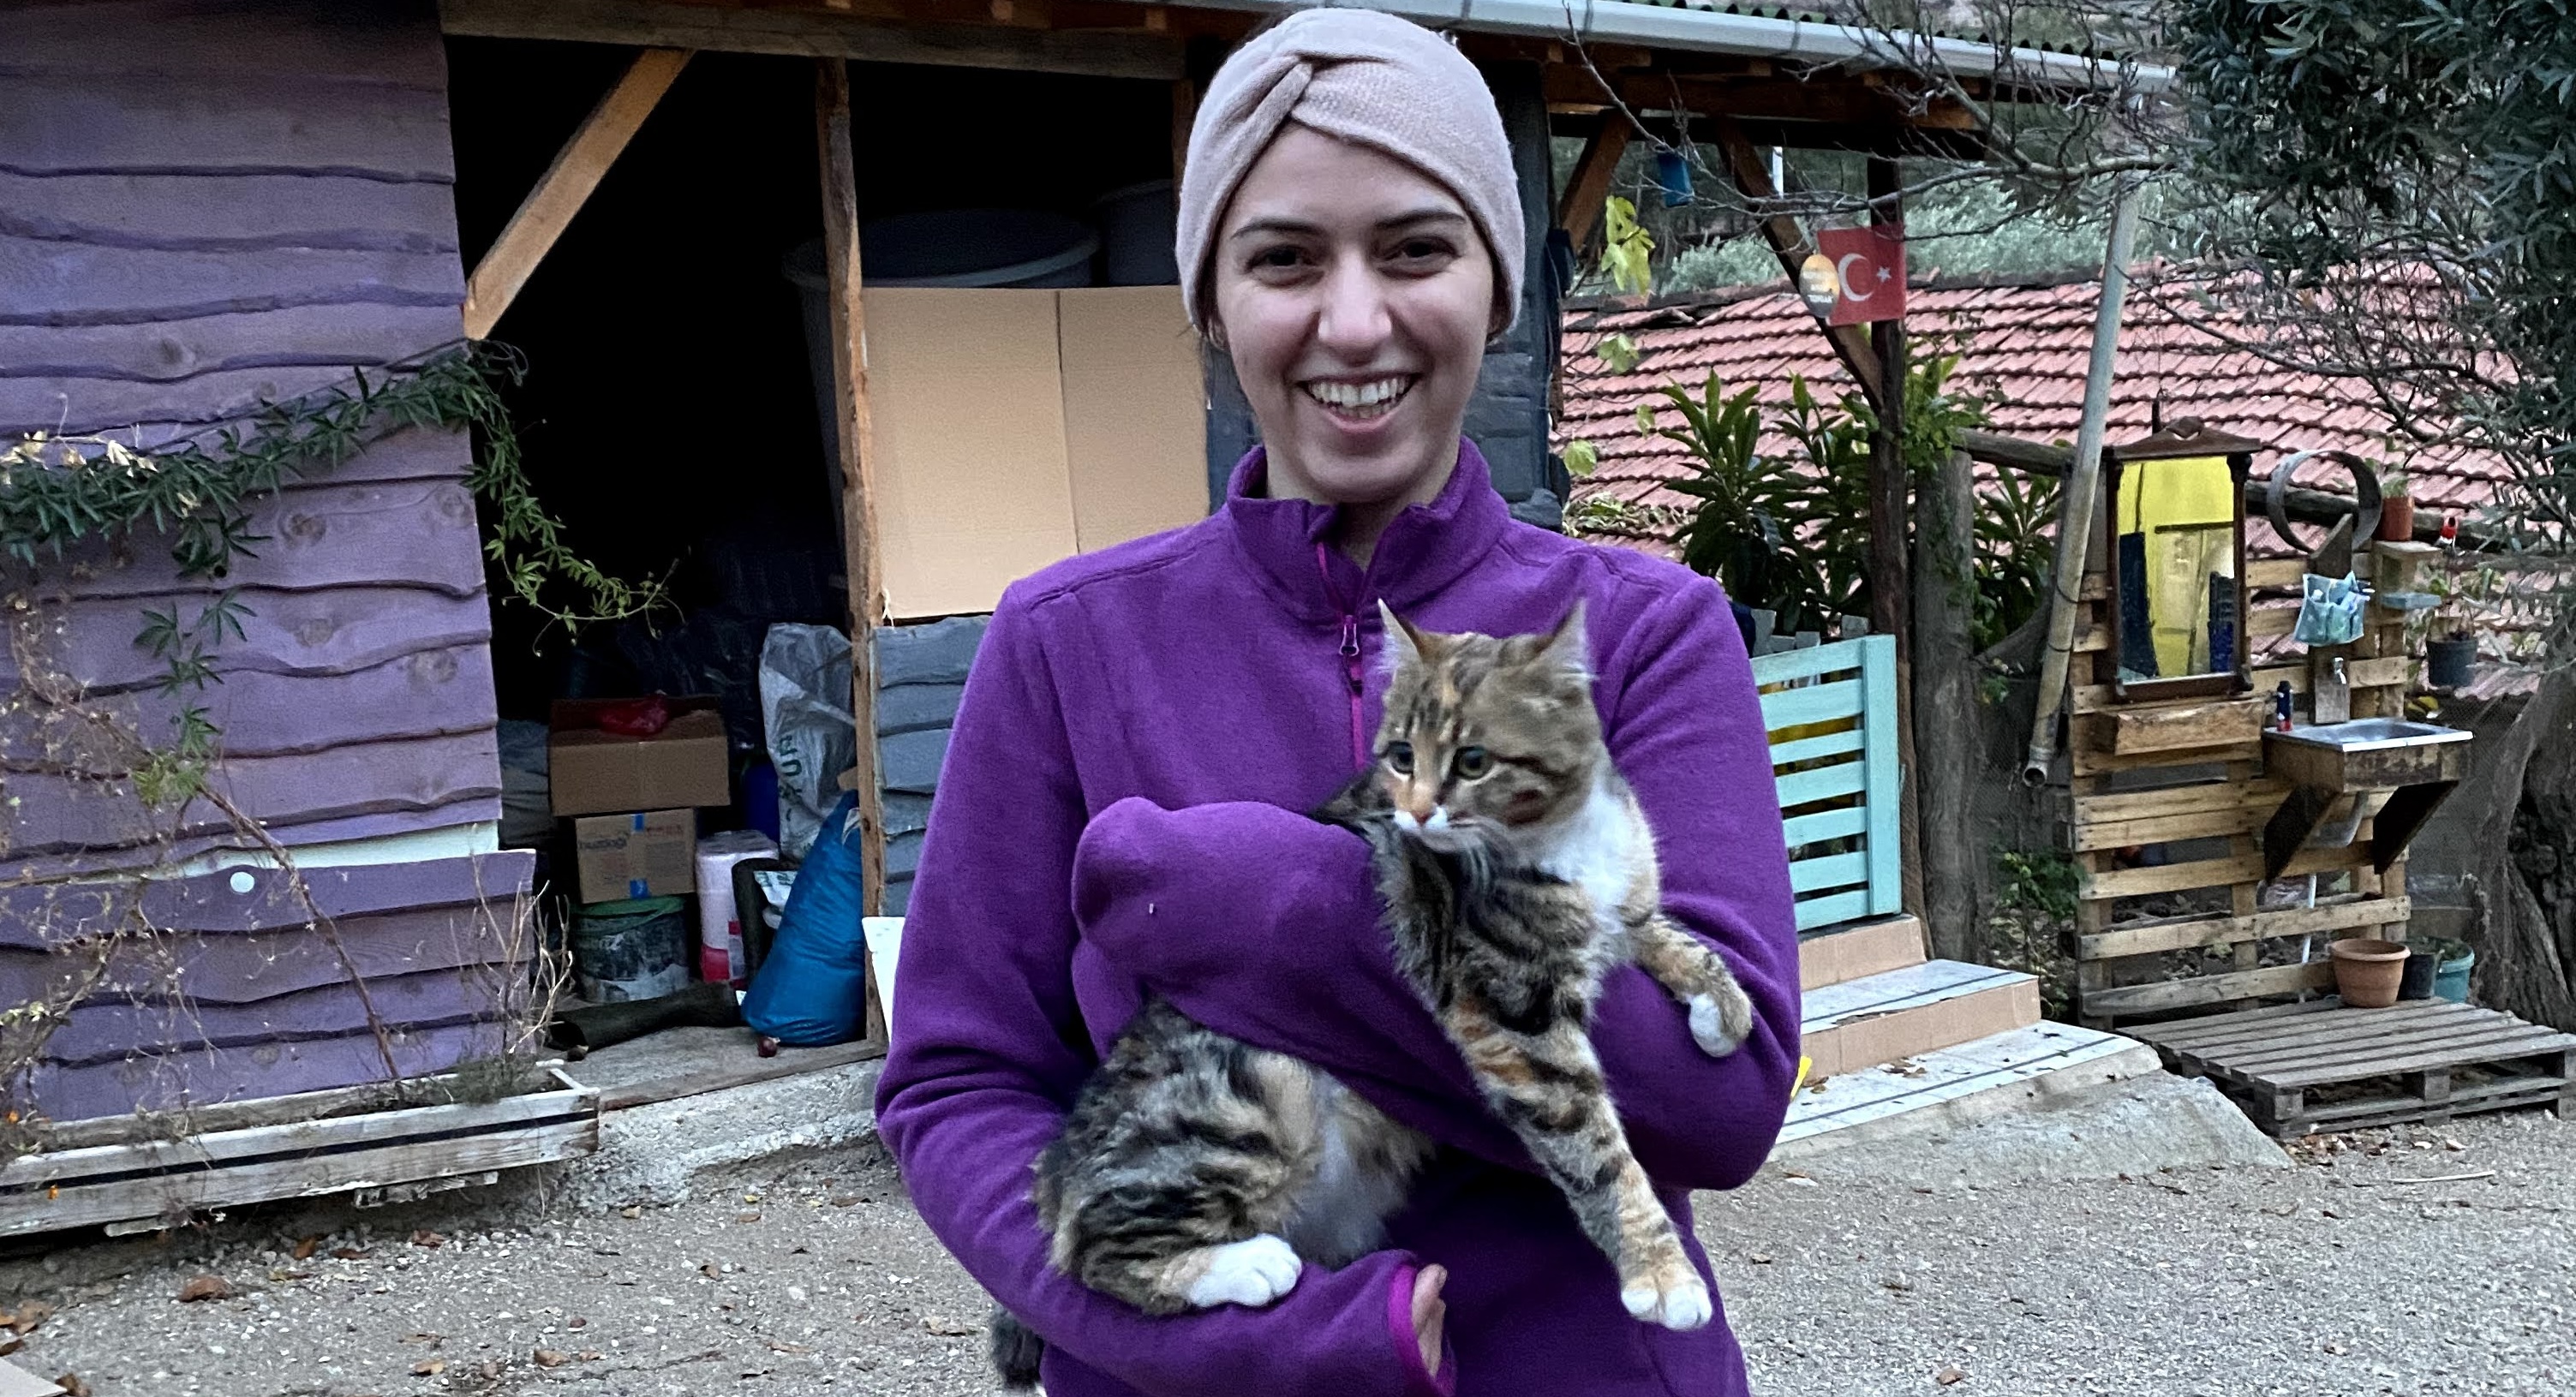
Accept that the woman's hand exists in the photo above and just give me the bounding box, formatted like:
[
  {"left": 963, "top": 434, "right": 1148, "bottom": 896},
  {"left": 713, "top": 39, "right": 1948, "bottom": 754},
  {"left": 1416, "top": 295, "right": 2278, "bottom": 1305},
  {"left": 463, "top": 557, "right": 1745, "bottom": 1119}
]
[{"left": 1411, "top": 1263, "right": 1447, "bottom": 1376}]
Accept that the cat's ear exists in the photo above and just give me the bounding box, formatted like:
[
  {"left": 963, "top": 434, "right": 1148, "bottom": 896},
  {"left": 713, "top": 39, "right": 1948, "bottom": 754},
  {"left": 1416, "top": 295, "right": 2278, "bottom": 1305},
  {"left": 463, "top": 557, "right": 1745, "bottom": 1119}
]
[
  {"left": 1539, "top": 600, "right": 1593, "bottom": 683},
  {"left": 1378, "top": 600, "right": 1434, "bottom": 673}
]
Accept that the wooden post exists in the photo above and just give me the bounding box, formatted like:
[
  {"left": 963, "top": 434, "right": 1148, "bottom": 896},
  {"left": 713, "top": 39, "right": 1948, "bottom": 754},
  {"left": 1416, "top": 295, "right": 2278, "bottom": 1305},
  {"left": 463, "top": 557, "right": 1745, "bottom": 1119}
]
[
  {"left": 1912, "top": 451, "right": 1984, "bottom": 962},
  {"left": 462, "top": 48, "right": 691, "bottom": 340},
  {"left": 1555, "top": 111, "right": 1633, "bottom": 253},
  {"left": 1867, "top": 155, "right": 1909, "bottom": 646},
  {"left": 815, "top": 58, "right": 888, "bottom": 933},
  {"left": 1866, "top": 155, "right": 1922, "bottom": 918},
  {"left": 1171, "top": 76, "right": 1198, "bottom": 183}
]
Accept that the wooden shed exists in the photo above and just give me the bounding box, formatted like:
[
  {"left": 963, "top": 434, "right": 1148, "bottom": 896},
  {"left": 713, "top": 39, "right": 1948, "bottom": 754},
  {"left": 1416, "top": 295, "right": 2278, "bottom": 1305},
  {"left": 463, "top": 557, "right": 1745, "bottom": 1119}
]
[{"left": 0, "top": 0, "right": 2116, "bottom": 1125}]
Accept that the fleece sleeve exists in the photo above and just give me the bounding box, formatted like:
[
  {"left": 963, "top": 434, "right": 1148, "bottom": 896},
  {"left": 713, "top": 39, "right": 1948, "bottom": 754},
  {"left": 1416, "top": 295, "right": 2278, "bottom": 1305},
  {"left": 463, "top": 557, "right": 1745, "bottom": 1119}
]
[
  {"left": 1073, "top": 577, "right": 1801, "bottom": 1189},
  {"left": 870, "top": 588, "right": 1445, "bottom": 1397}
]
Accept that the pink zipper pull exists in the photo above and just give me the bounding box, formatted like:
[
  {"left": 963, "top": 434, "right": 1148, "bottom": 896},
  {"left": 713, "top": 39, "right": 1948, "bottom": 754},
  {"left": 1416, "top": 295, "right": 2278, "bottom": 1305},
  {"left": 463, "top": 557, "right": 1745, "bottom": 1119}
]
[
  {"left": 1316, "top": 542, "right": 1370, "bottom": 768},
  {"left": 1340, "top": 613, "right": 1366, "bottom": 766}
]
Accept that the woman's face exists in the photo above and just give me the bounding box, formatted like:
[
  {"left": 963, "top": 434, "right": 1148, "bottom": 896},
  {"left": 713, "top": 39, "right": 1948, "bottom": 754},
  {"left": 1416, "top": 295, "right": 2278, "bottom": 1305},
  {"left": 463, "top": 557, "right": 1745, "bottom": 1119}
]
[{"left": 1210, "top": 124, "right": 1500, "bottom": 517}]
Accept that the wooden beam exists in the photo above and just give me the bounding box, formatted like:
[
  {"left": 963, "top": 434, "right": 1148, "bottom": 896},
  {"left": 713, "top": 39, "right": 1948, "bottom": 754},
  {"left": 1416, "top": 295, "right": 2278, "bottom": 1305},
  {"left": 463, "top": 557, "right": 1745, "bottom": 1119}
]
[
  {"left": 1711, "top": 116, "right": 1886, "bottom": 409},
  {"left": 1555, "top": 111, "right": 1633, "bottom": 251},
  {"left": 439, "top": 0, "right": 1186, "bottom": 80},
  {"left": 815, "top": 59, "right": 889, "bottom": 934},
  {"left": 1957, "top": 429, "right": 2515, "bottom": 551},
  {"left": 462, "top": 47, "right": 690, "bottom": 341},
  {"left": 1171, "top": 76, "right": 1198, "bottom": 185}
]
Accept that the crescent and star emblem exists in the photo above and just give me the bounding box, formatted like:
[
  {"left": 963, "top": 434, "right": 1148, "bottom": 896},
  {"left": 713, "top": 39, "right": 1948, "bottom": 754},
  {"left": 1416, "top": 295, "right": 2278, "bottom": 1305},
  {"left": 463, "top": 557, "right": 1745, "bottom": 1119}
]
[{"left": 1837, "top": 253, "right": 1875, "bottom": 302}]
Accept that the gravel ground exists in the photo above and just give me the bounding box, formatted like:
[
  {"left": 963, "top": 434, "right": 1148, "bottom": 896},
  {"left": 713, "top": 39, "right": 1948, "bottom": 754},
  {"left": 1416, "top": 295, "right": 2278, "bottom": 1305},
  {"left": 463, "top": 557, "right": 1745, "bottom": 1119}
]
[{"left": 4, "top": 1108, "right": 2572, "bottom": 1396}]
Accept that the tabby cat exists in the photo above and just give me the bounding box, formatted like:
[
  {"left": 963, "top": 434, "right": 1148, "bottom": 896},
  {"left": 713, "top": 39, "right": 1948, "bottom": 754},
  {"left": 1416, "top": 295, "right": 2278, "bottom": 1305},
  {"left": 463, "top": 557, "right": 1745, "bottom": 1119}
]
[{"left": 990, "top": 602, "right": 1756, "bottom": 1388}]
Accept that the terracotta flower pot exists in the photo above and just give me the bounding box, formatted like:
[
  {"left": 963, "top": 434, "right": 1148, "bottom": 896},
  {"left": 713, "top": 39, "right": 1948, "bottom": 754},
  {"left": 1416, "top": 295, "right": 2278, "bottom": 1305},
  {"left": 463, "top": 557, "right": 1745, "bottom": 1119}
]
[
  {"left": 2330, "top": 938, "right": 2411, "bottom": 1008},
  {"left": 2379, "top": 495, "right": 2416, "bottom": 542}
]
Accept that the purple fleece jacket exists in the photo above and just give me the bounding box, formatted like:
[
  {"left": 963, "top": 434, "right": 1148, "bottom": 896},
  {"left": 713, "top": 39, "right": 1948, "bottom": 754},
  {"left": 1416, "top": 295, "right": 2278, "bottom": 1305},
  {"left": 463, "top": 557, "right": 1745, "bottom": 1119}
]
[{"left": 873, "top": 441, "right": 1800, "bottom": 1397}]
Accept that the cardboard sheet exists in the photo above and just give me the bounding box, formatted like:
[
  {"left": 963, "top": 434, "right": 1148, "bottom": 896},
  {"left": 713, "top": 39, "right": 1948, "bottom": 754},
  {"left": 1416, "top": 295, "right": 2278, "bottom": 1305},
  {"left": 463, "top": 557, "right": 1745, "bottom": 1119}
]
[
  {"left": 860, "top": 286, "right": 1210, "bottom": 619},
  {"left": 863, "top": 288, "right": 1078, "bottom": 620},
  {"left": 1058, "top": 287, "right": 1210, "bottom": 552}
]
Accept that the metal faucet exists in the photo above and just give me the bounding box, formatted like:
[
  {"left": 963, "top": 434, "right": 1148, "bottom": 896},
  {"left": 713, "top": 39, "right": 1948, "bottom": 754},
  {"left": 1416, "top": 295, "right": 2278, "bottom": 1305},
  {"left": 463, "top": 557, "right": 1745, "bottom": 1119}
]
[{"left": 2313, "top": 650, "right": 2353, "bottom": 724}]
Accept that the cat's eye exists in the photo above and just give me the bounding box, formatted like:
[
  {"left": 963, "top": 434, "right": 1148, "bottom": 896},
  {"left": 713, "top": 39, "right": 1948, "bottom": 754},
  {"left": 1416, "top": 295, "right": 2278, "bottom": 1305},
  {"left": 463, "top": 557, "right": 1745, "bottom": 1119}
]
[
  {"left": 1452, "top": 746, "right": 1492, "bottom": 779},
  {"left": 1387, "top": 742, "right": 1414, "bottom": 775}
]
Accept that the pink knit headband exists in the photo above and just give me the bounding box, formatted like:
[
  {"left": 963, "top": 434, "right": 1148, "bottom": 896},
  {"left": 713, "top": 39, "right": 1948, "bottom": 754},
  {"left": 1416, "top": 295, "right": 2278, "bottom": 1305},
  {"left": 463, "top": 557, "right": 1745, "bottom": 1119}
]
[{"left": 1175, "top": 8, "right": 1525, "bottom": 334}]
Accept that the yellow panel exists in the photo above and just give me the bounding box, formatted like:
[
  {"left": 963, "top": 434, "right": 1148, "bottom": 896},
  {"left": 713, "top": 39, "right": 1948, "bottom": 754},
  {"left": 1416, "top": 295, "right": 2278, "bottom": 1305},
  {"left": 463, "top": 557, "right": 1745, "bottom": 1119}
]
[{"left": 2113, "top": 456, "right": 2237, "bottom": 678}]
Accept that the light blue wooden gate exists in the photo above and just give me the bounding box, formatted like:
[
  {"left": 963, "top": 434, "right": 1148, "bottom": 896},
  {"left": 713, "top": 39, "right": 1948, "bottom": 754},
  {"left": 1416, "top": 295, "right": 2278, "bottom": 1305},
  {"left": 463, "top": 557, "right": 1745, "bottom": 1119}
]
[{"left": 1749, "top": 635, "right": 1903, "bottom": 931}]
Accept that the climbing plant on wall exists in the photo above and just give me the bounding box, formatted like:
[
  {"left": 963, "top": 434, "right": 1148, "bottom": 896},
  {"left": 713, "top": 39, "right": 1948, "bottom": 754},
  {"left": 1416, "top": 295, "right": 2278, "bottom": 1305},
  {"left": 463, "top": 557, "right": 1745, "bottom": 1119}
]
[{"left": 0, "top": 341, "right": 663, "bottom": 805}]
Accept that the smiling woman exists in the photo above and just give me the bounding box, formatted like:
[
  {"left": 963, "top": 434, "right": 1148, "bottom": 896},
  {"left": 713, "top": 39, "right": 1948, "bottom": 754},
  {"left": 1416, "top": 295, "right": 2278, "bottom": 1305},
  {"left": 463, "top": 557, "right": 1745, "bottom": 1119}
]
[
  {"left": 1211, "top": 128, "right": 1502, "bottom": 560},
  {"left": 872, "top": 10, "right": 1801, "bottom": 1397}
]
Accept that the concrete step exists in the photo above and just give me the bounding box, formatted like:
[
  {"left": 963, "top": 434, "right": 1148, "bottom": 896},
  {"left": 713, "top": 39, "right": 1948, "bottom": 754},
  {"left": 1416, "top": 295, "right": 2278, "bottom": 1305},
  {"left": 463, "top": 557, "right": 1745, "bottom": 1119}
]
[
  {"left": 1796, "top": 914, "right": 1925, "bottom": 991},
  {"left": 1774, "top": 1020, "right": 2162, "bottom": 1161},
  {"left": 1801, "top": 958, "right": 2041, "bottom": 1078}
]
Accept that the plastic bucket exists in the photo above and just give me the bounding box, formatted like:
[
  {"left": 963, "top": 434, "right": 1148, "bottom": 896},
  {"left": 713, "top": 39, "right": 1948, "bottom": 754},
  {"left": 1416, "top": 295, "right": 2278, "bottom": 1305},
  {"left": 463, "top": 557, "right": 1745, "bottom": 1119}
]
[
  {"left": 571, "top": 896, "right": 693, "bottom": 1003},
  {"left": 2399, "top": 947, "right": 2440, "bottom": 1000},
  {"left": 2436, "top": 944, "right": 2476, "bottom": 1003},
  {"left": 1090, "top": 179, "right": 1179, "bottom": 285}
]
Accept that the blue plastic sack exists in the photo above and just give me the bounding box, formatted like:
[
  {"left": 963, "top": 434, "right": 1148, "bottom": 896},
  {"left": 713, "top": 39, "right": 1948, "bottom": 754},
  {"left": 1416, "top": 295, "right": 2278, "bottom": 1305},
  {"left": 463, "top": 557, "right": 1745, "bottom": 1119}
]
[{"left": 743, "top": 790, "right": 871, "bottom": 1045}]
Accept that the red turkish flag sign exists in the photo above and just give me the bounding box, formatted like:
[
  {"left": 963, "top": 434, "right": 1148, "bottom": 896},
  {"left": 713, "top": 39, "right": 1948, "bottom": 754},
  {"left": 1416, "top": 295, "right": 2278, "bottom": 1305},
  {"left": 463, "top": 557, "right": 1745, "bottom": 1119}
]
[{"left": 1818, "top": 225, "right": 1907, "bottom": 325}]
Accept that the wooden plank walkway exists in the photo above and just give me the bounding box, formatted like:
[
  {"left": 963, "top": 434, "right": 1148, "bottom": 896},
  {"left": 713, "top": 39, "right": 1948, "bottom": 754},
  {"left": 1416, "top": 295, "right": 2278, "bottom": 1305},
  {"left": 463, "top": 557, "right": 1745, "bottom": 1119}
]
[
  {"left": 1774, "top": 1021, "right": 2161, "bottom": 1158},
  {"left": 2131, "top": 1000, "right": 2576, "bottom": 1137}
]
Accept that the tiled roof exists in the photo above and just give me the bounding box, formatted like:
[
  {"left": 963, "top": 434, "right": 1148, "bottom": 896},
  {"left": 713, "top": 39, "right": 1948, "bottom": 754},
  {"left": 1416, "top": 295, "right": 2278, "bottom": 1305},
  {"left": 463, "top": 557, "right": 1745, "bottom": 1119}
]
[
  {"left": 1558, "top": 270, "right": 2511, "bottom": 534},
  {"left": 1558, "top": 270, "right": 2546, "bottom": 692}
]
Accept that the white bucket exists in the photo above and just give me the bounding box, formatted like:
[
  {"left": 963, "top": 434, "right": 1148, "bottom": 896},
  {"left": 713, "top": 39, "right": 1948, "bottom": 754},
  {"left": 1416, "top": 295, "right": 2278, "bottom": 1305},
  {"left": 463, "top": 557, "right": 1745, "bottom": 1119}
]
[{"left": 696, "top": 828, "right": 778, "bottom": 986}]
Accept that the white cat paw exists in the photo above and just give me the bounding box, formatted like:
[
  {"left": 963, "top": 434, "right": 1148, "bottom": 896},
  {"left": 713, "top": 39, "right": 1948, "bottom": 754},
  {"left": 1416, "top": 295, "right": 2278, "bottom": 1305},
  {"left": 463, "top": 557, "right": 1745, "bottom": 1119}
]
[
  {"left": 1621, "top": 1273, "right": 1714, "bottom": 1331},
  {"left": 1688, "top": 992, "right": 1749, "bottom": 1058},
  {"left": 1186, "top": 1234, "right": 1304, "bottom": 1310}
]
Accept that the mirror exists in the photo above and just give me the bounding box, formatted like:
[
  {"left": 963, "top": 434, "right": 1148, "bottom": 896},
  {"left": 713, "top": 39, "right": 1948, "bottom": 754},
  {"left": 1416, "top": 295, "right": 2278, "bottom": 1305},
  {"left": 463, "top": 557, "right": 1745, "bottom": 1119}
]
[{"left": 2102, "top": 424, "right": 2257, "bottom": 701}]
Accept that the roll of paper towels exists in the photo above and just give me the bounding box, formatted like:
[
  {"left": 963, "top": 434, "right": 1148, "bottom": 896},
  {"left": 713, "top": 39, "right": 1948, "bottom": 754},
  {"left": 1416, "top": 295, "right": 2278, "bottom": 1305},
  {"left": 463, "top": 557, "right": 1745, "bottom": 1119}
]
[{"left": 696, "top": 828, "right": 778, "bottom": 986}]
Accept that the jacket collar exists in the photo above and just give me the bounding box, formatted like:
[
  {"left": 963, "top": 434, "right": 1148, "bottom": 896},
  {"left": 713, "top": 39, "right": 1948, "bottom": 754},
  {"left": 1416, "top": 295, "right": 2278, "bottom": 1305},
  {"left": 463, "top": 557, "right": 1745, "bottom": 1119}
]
[{"left": 1220, "top": 439, "right": 1511, "bottom": 621}]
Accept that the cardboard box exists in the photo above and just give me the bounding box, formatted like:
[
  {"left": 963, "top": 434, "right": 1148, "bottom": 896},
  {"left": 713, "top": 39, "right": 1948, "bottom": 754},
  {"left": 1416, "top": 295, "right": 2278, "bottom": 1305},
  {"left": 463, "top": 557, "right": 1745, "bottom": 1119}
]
[
  {"left": 864, "top": 285, "right": 1209, "bottom": 619},
  {"left": 548, "top": 697, "right": 730, "bottom": 816},
  {"left": 571, "top": 809, "right": 697, "bottom": 904}
]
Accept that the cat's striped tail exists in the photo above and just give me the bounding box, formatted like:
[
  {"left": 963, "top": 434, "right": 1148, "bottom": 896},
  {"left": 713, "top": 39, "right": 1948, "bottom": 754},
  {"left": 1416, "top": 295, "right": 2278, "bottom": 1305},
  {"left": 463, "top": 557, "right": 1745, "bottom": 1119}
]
[{"left": 989, "top": 1306, "right": 1046, "bottom": 1390}]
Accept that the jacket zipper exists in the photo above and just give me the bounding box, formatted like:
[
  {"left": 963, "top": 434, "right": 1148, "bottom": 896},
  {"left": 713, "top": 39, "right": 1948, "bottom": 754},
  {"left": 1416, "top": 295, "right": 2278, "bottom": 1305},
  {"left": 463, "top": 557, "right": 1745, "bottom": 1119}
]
[{"left": 1316, "top": 543, "right": 1367, "bottom": 769}]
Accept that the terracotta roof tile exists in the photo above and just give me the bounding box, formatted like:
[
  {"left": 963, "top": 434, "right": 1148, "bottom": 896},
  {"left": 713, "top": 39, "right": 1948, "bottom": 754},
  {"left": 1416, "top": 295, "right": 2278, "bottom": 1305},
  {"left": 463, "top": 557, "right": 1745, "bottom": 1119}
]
[{"left": 1559, "top": 274, "right": 2511, "bottom": 558}]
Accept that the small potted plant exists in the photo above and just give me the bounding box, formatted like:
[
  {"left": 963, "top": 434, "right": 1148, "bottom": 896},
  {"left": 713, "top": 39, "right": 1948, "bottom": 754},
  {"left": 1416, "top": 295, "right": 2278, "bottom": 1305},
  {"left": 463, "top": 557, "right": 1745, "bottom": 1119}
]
[
  {"left": 2424, "top": 564, "right": 2492, "bottom": 690},
  {"left": 2376, "top": 467, "right": 2414, "bottom": 541}
]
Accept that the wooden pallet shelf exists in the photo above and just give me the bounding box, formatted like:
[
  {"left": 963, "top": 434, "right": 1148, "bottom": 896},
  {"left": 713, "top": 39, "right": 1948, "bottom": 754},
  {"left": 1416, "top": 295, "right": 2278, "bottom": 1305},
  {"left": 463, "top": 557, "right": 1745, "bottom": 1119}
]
[
  {"left": 2064, "top": 477, "right": 2418, "bottom": 1029},
  {"left": 0, "top": 1062, "right": 601, "bottom": 1238},
  {"left": 2131, "top": 1000, "right": 2576, "bottom": 1137}
]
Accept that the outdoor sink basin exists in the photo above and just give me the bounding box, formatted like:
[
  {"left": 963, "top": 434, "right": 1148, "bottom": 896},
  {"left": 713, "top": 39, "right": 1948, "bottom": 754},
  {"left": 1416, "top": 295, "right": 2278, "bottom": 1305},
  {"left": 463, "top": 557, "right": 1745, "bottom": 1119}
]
[
  {"left": 2260, "top": 719, "right": 2474, "bottom": 878},
  {"left": 2263, "top": 719, "right": 2472, "bottom": 792}
]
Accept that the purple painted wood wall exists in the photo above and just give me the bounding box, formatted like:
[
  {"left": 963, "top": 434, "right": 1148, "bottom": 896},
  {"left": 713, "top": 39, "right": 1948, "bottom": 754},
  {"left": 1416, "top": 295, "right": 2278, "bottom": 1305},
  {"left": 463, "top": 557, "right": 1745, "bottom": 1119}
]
[{"left": 0, "top": 1, "right": 529, "bottom": 1119}]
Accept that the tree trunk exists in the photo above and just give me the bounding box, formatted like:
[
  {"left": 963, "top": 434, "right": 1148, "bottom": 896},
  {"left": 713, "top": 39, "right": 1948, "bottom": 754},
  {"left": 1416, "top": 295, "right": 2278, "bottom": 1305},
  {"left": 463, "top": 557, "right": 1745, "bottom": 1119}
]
[
  {"left": 1913, "top": 450, "right": 1987, "bottom": 964},
  {"left": 2461, "top": 661, "right": 2576, "bottom": 1030}
]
